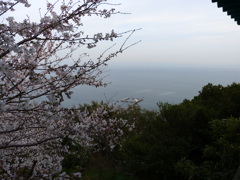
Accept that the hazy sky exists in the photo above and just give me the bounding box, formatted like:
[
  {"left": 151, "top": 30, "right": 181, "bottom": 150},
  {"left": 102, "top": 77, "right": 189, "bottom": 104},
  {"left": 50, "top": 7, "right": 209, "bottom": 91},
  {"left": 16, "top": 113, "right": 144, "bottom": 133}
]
[
  {"left": 8, "top": 0, "right": 240, "bottom": 67},
  {"left": 110, "top": 0, "right": 240, "bottom": 67}
]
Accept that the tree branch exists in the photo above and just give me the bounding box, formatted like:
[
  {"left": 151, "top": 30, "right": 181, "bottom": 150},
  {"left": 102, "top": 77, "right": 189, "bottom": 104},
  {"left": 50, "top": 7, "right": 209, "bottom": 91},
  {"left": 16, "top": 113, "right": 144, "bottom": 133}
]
[{"left": 0, "top": 136, "right": 62, "bottom": 149}]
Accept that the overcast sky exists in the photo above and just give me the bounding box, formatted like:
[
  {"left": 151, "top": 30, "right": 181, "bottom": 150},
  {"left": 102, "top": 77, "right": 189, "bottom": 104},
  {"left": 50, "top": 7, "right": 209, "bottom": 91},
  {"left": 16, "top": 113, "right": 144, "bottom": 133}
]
[
  {"left": 9, "top": 0, "right": 240, "bottom": 67},
  {"left": 110, "top": 0, "right": 240, "bottom": 67}
]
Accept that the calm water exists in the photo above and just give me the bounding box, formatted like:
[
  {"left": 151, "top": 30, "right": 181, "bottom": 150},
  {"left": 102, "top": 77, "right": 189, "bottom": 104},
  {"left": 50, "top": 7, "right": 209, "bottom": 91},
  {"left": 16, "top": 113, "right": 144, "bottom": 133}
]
[{"left": 62, "top": 65, "right": 240, "bottom": 110}]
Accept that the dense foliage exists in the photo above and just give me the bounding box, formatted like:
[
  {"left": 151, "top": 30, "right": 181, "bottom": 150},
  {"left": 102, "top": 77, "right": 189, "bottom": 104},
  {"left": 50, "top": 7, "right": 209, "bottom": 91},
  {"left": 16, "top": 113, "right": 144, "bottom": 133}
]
[
  {"left": 119, "top": 82, "right": 240, "bottom": 180},
  {"left": 74, "top": 83, "right": 240, "bottom": 180}
]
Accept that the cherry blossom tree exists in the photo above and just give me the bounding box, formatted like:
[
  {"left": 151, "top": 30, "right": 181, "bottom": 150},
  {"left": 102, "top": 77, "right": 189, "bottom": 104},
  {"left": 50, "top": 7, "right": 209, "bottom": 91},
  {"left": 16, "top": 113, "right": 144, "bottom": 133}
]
[{"left": 0, "top": 0, "right": 139, "bottom": 179}]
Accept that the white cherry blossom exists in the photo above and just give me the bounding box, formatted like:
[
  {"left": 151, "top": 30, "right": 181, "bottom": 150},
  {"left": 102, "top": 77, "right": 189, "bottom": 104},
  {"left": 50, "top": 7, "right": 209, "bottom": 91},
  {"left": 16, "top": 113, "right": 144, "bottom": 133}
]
[{"left": 0, "top": 0, "right": 140, "bottom": 179}]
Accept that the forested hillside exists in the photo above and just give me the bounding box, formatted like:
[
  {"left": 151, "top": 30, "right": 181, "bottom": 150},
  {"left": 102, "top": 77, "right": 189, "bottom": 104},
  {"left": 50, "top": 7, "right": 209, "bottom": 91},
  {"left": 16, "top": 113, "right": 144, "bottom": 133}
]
[{"left": 66, "top": 82, "right": 240, "bottom": 180}]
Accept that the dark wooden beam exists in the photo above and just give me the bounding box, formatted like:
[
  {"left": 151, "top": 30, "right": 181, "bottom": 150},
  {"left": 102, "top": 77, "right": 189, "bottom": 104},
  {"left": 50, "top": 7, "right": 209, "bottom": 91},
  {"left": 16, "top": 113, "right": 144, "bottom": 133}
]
[
  {"left": 227, "top": 11, "right": 240, "bottom": 16},
  {"left": 230, "top": 14, "right": 240, "bottom": 19},
  {"left": 212, "top": 0, "right": 237, "bottom": 3},
  {"left": 212, "top": 0, "right": 240, "bottom": 25},
  {"left": 222, "top": 4, "right": 240, "bottom": 12}
]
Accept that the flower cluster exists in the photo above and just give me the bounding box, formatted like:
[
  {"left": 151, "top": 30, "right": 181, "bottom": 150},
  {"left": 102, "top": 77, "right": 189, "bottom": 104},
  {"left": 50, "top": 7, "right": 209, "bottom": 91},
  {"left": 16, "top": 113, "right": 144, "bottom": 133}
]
[
  {"left": 0, "top": 0, "right": 139, "bottom": 179},
  {"left": 76, "top": 104, "right": 135, "bottom": 151},
  {"left": 0, "top": 103, "right": 134, "bottom": 179}
]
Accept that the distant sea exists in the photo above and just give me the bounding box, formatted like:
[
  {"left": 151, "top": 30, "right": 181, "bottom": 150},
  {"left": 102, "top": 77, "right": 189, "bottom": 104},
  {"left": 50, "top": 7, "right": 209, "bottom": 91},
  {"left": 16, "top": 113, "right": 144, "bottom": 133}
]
[{"left": 62, "top": 64, "right": 240, "bottom": 110}]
